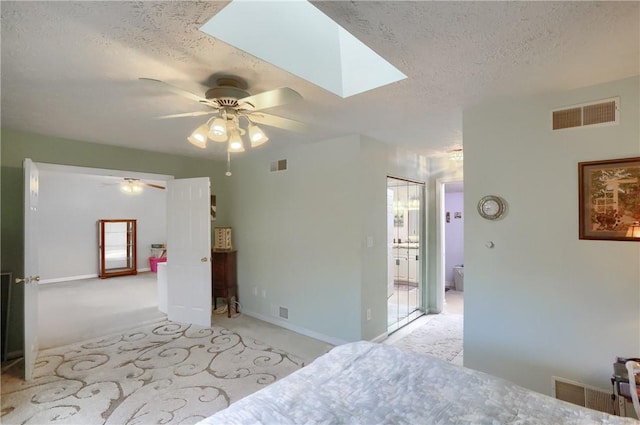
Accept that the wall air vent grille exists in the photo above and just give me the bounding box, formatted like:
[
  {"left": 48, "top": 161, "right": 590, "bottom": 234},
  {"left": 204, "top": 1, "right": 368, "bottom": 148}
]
[
  {"left": 279, "top": 306, "right": 289, "bottom": 319},
  {"left": 553, "top": 107, "right": 582, "bottom": 130},
  {"left": 583, "top": 100, "right": 617, "bottom": 126},
  {"left": 270, "top": 159, "right": 287, "bottom": 172},
  {"left": 552, "top": 376, "right": 615, "bottom": 415},
  {"left": 551, "top": 97, "right": 619, "bottom": 130}
]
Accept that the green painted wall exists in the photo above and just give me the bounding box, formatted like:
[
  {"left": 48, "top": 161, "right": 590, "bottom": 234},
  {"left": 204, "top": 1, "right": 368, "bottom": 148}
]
[
  {"left": 228, "top": 136, "right": 363, "bottom": 342},
  {"left": 227, "top": 134, "right": 428, "bottom": 343},
  {"left": 1, "top": 128, "right": 227, "bottom": 355},
  {"left": 463, "top": 76, "right": 640, "bottom": 394}
]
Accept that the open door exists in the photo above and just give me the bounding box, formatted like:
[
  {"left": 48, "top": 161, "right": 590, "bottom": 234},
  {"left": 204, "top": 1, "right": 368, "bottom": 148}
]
[
  {"left": 22, "top": 158, "right": 40, "bottom": 380},
  {"left": 166, "top": 178, "right": 212, "bottom": 327}
]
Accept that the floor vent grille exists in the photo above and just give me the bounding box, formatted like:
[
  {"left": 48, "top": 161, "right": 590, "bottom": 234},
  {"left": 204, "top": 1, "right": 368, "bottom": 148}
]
[
  {"left": 552, "top": 376, "right": 615, "bottom": 414},
  {"left": 552, "top": 97, "right": 619, "bottom": 130}
]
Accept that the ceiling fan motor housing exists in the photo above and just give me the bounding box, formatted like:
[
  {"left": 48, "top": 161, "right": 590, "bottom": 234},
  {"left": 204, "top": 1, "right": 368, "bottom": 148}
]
[{"left": 205, "top": 78, "right": 252, "bottom": 109}]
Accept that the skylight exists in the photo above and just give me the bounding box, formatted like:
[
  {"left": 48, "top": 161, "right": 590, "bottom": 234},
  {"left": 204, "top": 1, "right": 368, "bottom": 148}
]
[{"left": 199, "top": 0, "right": 407, "bottom": 98}]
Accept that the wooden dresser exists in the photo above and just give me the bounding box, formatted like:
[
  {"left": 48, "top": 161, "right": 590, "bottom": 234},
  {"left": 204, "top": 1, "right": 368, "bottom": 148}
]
[{"left": 211, "top": 250, "right": 238, "bottom": 318}]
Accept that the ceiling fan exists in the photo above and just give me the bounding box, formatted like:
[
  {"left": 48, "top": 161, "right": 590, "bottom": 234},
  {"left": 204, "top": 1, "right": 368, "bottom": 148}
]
[
  {"left": 140, "top": 76, "right": 309, "bottom": 152},
  {"left": 118, "top": 178, "right": 165, "bottom": 194}
]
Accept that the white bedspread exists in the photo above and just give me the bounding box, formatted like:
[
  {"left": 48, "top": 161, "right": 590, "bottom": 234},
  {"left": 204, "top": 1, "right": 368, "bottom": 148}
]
[{"left": 197, "top": 341, "right": 638, "bottom": 425}]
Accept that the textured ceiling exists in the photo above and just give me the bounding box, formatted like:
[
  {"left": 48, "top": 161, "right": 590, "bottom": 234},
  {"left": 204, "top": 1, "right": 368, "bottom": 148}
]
[{"left": 1, "top": 1, "right": 638, "bottom": 160}]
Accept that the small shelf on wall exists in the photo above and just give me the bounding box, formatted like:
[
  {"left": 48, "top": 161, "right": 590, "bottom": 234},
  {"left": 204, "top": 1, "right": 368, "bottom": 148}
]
[{"left": 98, "top": 219, "right": 137, "bottom": 278}]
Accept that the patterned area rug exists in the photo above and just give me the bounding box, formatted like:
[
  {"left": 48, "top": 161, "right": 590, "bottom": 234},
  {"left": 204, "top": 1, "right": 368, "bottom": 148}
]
[
  {"left": 1, "top": 320, "right": 304, "bottom": 424},
  {"left": 390, "top": 314, "right": 463, "bottom": 362}
]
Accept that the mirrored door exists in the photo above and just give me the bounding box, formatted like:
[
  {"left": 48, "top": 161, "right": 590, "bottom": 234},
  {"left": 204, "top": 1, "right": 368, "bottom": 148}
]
[
  {"left": 387, "top": 177, "right": 424, "bottom": 333},
  {"left": 98, "top": 219, "right": 137, "bottom": 278}
]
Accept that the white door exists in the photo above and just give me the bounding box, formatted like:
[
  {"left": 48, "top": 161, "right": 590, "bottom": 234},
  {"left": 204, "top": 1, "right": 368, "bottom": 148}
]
[
  {"left": 23, "top": 158, "right": 40, "bottom": 381},
  {"left": 166, "top": 178, "right": 212, "bottom": 327}
]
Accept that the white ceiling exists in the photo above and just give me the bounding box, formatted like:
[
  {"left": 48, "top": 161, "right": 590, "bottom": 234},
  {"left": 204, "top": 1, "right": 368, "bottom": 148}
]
[{"left": 2, "top": 1, "right": 638, "bottom": 160}]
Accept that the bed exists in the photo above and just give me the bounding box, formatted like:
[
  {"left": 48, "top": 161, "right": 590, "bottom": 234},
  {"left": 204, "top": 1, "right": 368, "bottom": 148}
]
[{"left": 197, "top": 341, "right": 638, "bottom": 424}]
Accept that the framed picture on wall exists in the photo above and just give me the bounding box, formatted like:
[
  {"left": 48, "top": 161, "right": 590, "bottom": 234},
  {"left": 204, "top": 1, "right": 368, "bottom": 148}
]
[
  {"left": 210, "top": 195, "right": 217, "bottom": 221},
  {"left": 578, "top": 156, "right": 640, "bottom": 241}
]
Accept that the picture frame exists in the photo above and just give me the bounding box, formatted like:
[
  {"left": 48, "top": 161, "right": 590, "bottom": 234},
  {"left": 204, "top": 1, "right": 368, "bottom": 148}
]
[
  {"left": 210, "top": 195, "right": 217, "bottom": 221},
  {"left": 578, "top": 156, "right": 640, "bottom": 241}
]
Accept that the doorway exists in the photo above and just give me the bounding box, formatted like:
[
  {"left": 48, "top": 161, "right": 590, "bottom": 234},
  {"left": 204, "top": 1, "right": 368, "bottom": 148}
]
[
  {"left": 387, "top": 176, "right": 425, "bottom": 334},
  {"left": 436, "top": 179, "right": 464, "bottom": 314},
  {"left": 34, "top": 163, "right": 171, "bottom": 349}
]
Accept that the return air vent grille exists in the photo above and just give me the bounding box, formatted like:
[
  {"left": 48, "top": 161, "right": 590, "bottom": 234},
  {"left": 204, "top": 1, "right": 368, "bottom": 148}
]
[
  {"left": 552, "top": 97, "right": 619, "bottom": 130},
  {"left": 552, "top": 376, "right": 615, "bottom": 415},
  {"left": 279, "top": 306, "right": 289, "bottom": 319},
  {"left": 270, "top": 159, "right": 287, "bottom": 172},
  {"left": 553, "top": 108, "right": 582, "bottom": 130},
  {"left": 583, "top": 100, "right": 616, "bottom": 126}
]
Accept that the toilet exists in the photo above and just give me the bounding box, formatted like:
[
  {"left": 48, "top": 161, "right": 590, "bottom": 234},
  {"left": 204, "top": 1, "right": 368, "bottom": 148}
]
[{"left": 453, "top": 266, "right": 464, "bottom": 291}]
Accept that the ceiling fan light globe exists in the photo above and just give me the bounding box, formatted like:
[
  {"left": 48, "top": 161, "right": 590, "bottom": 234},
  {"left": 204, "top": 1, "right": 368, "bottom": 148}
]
[
  {"left": 210, "top": 133, "right": 228, "bottom": 143},
  {"left": 249, "top": 124, "right": 269, "bottom": 147},
  {"left": 227, "top": 131, "right": 245, "bottom": 152},
  {"left": 228, "top": 142, "right": 245, "bottom": 153},
  {"left": 188, "top": 124, "right": 209, "bottom": 149},
  {"left": 208, "top": 117, "right": 228, "bottom": 142}
]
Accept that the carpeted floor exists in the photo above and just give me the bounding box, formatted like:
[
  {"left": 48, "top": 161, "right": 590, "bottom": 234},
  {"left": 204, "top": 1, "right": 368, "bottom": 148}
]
[
  {"left": 1, "top": 320, "right": 305, "bottom": 425},
  {"left": 388, "top": 313, "right": 463, "bottom": 364}
]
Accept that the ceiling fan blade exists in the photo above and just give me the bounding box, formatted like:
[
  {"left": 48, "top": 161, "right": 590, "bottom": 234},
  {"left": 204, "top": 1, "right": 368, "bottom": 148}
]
[
  {"left": 142, "top": 182, "right": 166, "bottom": 190},
  {"left": 249, "top": 112, "right": 310, "bottom": 132},
  {"left": 139, "top": 77, "right": 209, "bottom": 104},
  {"left": 155, "top": 111, "right": 216, "bottom": 119},
  {"left": 239, "top": 87, "right": 302, "bottom": 111}
]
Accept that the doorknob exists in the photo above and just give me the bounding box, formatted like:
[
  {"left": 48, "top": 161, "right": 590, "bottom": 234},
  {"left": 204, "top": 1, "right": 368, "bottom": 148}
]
[
  {"left": 15, "top": 276, "right": 40, "bottom": 284},
  {"left": 201, "top": 257, "right": 208, "bottom": 262}
]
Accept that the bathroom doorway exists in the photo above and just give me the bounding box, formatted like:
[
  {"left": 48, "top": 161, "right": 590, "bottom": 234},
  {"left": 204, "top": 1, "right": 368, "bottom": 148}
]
[
  {"left": 387, "top": 176, "right": 425, "bottom": 334},
  {"left": 436, "top": 179, "right": 464, "bottom": 314}
]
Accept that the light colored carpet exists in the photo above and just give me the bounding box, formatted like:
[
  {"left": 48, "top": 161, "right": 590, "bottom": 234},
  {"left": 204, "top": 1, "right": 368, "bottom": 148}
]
[
  {"left": 1, "top": 320, "right": 305, "bottom": 425},
  {"left": 389, "top": 314, "right": 463, "bottom": 363}
]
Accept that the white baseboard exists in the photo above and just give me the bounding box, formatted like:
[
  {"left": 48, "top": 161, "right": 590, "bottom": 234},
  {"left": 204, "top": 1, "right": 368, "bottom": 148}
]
[
  {"left": 39, "top": 270, "right": 152, "bottom": 284},
  {"left": 241, "top": 309, "right": 349, "bottom": 347},
  {"left": 370, "top": 332, "right": 388, "bottom": 343},
  {"left": 39, "top": 274, "right": 98, "bottom": 284}
]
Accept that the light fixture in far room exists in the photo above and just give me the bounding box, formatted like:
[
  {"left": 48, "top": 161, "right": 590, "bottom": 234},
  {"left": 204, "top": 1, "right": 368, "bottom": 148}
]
[
  {"left": 448, "top": 148, "right": 464, "bottom": 162},
  {"left": 120, "top": 179, "right": 143, "bottom": 194},
  {"left": 626, "top": 221, "right": 640, "bottom": 238}
]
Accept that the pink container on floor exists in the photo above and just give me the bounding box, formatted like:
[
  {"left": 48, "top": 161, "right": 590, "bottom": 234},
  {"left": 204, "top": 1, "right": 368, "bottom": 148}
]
[{"left": 149, "top": 256, "right": 167, "bottom": 272}]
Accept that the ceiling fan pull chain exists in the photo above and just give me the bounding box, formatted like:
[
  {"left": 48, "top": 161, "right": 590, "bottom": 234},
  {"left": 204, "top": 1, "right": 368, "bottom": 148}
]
[{"left": 226, "top": 152, "right": 232, "bottom": 177}]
